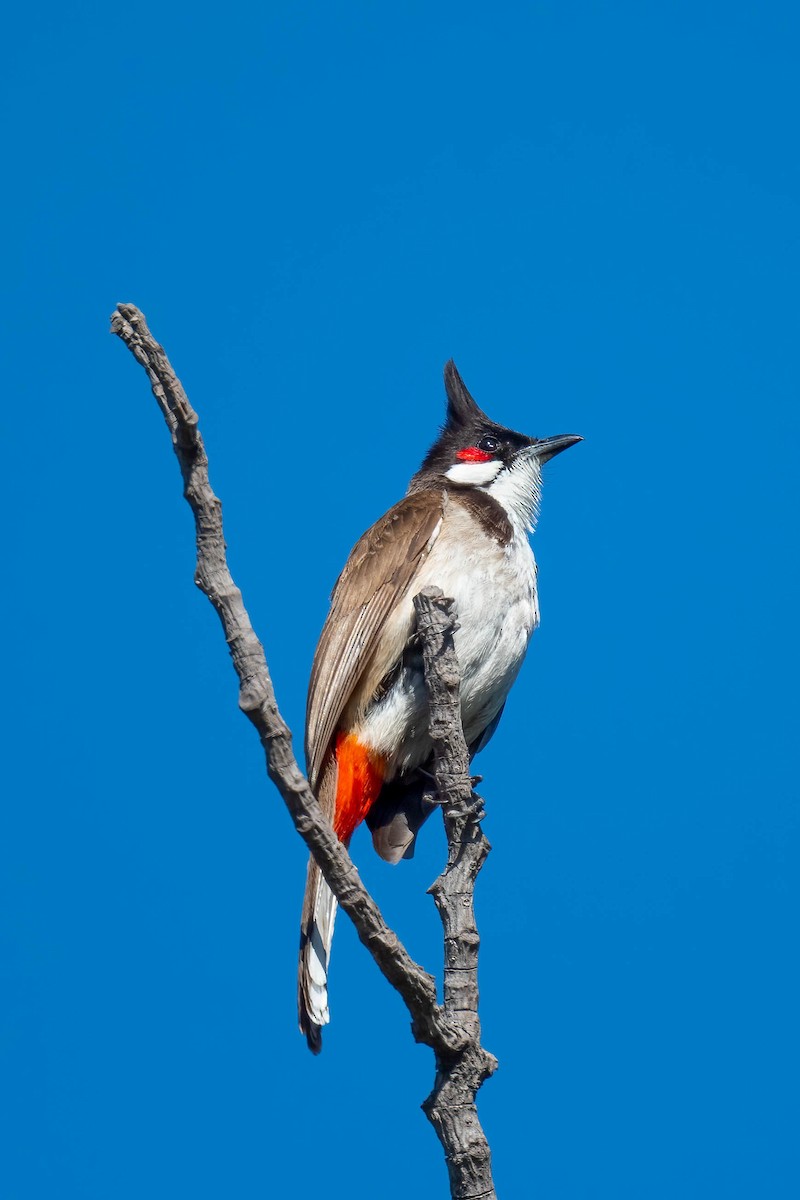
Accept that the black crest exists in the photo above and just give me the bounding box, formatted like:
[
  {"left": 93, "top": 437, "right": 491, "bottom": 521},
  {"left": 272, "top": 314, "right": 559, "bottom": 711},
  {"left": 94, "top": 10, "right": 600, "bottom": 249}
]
[{"left": 443, "top": 360, "right": 493, "bottom": 429}]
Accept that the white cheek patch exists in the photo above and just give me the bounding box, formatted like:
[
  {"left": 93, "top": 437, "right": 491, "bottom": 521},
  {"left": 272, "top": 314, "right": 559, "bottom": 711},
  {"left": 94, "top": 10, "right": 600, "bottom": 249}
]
[{"left": 445, "top": 460, "right": 503, "bottom": 486}]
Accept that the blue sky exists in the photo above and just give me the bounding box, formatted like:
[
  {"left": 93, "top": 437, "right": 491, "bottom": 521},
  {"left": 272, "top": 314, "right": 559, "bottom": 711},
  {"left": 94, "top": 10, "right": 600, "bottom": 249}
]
[{"left": 2, "top": 3, "right": 798, "bottom": 1197}]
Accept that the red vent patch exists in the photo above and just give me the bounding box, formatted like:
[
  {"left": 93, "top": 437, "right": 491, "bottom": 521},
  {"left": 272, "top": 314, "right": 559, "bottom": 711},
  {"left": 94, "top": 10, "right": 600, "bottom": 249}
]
[{"left": 456, "top": 446, "right": 492, "bottom": 463}]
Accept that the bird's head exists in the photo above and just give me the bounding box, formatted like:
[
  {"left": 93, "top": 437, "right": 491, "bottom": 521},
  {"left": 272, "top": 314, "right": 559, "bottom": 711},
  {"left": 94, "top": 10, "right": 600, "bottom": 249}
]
[{"left": 408, "top": 360, "right": 582, "bottom": 531}]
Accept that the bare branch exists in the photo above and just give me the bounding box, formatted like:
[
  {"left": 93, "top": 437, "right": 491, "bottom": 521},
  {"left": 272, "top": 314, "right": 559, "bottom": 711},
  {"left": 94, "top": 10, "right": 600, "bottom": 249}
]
[
  {"left": 110, "top": 302, "right": 461, "bottom": 1057},
  {"left": 415, "top": 589, "right": 498, "bottom": 1200},
  {"left": 111, "top": 305, "right": 498, "bottom": 1198}
]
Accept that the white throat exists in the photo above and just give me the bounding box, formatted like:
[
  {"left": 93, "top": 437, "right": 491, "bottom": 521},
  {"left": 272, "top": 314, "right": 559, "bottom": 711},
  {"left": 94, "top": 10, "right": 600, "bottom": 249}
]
[{"left": 485, "top": 452, "right": 542, "bottom": 535}]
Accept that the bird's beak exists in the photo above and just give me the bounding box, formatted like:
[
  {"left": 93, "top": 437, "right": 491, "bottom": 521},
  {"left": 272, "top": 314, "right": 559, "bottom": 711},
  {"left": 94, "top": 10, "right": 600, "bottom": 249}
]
[{"left": 531, "top": 434, "right": 583, "bottom": 463}]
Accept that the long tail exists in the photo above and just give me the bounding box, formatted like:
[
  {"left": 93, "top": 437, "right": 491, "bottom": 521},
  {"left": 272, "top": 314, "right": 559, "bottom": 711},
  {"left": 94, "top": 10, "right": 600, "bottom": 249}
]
[
  {"left": 298, "top": 856, "right": 338, "bottom": 1053},
  {"left": 297, "top": 735, "right": 385, "bottom": 1053}
]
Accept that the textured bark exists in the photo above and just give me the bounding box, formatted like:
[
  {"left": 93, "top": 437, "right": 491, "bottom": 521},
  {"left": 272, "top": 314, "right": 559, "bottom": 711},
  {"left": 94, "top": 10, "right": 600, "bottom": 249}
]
[
  {"left": 414, "top": 590, "right": 498, "bottom": 1199},
  {"left": 111, "top": 304, "right": 497, "bottom": 1198}
]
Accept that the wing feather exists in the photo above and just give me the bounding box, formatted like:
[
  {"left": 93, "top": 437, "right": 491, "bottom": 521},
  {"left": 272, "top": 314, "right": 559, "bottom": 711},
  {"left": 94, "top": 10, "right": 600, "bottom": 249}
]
[{"left": 305, "top": 490, "right": 446, "bottom": 788}]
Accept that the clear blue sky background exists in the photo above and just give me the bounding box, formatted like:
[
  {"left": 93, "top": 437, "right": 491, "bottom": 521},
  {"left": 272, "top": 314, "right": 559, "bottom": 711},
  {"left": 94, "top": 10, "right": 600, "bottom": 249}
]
[{"left": 2, "top": 3, "right": 798, "bottom": 1197}]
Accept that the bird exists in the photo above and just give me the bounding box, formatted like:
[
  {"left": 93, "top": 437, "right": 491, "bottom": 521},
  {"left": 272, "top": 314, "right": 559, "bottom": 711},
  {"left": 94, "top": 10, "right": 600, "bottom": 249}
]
[{"left": 298, "top": 361, "right": 581, "bottom": 1052}]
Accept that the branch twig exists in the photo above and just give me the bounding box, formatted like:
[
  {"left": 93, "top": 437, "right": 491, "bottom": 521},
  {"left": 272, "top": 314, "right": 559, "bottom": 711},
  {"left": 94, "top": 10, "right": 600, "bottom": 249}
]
[
  {"left": 111, "top": 304, "right": 497, "bottom": 1198},
  {"left": 415, "top": 590, "right": 498, "bottom": 1199}
]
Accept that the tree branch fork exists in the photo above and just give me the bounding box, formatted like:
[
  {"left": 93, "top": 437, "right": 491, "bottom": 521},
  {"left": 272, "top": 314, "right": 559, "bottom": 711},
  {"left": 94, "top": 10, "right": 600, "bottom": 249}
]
[{"left": 111, "top": 303, "right": 498, "bottom": 1199}]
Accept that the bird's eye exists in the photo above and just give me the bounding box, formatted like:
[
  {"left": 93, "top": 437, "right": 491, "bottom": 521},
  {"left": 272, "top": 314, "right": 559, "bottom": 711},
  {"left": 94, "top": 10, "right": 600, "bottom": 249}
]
[{"left": 477, "top": 435, "right": 499, "bottom": 454}]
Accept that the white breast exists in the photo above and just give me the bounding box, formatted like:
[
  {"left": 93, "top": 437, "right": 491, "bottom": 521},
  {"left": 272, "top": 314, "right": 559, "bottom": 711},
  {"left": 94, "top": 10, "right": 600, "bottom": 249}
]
[{"left": 359, "top": 500, "right": 539, "bottom": 774}]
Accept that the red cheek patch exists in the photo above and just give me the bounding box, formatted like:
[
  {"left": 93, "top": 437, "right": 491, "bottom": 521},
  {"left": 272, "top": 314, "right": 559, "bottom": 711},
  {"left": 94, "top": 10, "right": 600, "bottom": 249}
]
[{"left": 456, "top": 446, "right": 492, "bottom": 463}]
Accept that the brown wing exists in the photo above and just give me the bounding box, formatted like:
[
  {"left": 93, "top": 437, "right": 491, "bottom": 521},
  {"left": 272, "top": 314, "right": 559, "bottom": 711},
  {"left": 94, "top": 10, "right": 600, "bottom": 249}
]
[{"left": 305, "top": 489, "right": 446, "bottom": 790}]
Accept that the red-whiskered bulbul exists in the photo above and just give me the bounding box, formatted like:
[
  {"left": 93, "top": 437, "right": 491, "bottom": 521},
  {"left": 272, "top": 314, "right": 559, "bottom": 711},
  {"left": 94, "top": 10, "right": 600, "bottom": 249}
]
[{"left": 299, "top": 362, "right": 581, "bottom": 1052}]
